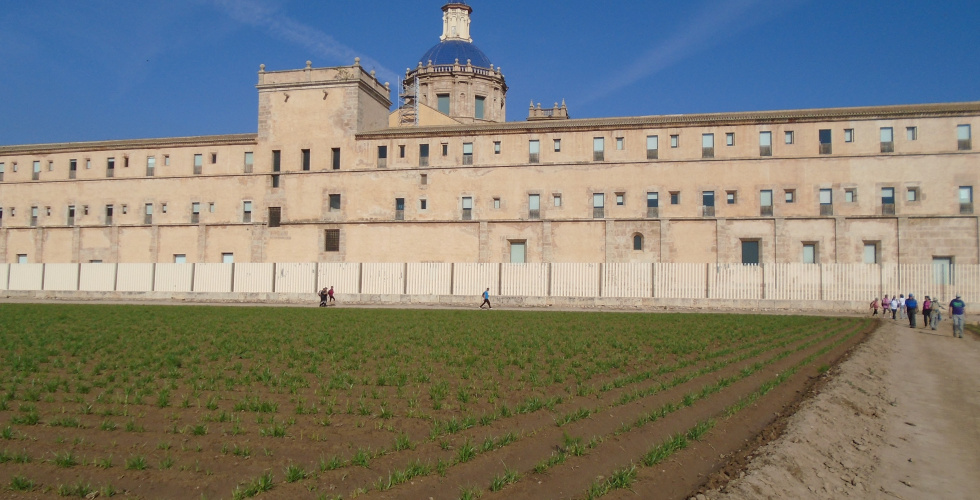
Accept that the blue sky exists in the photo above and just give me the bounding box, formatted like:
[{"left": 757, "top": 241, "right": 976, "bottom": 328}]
[{"left": 1, "top": 0, "right": 977, "bottom": 145}]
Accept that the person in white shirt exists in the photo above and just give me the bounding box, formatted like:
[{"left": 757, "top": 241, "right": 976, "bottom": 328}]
[{"left": 898, "top": 294, "right": 906, "bottom": 319}]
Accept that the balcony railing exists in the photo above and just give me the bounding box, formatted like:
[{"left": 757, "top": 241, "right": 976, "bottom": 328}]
[
  {"left": 395, "top": 210, "right": 404, "bottom": 220},
  {"left": 529, "top": 209, "right": 540, "bottom": 220},
  {"left": 702, "top": 206, "right": 715, "bottom": 217},
  {"left": 880, "top": 141, "right": 894, "bottom": 153},
  {"left": 882, "top": 203, "right": 896, "bottom": 215},
  {"left": 702, "top": 147, "right": 714, "bottom": 159},
  {"left": 67, "top": 216, "right": 74, "bottom": 226},
  {"left": 820, "top": 204, "right": 834, "bottom": 216},
  {"left": 759, "top": 145, "right": 772, "bottom": 157},
  {"left": 462, "top": 155, "right": 472, "bottom": 165},
  {"left": 819, "top": 143, "right": 832, "bottom": 155},
  {"left": 244, "top": 163, "right": 253, "bottom": 173},
  {"left": 760, "top": 205, "right": 773, "bottom": 217},
  {"left": 647, "top": 149, "right": 658, "bottom": 160},
  {"left": 69, "top": 170, "right": 76, "bottom": 179},
  {"left": 146, "top": 167, "right": 154, "bottom": 177},
  {"left": 144, "top": 214, "right": 152, "bottom": 225},
  {"left": 593, "top": 207, "right": 604, "bottom": 218},
  {"left": 529, "top": 153, "right": 539, "bottom": 164},
  {"left": 593, "top": 151, "right": 604, "bottom": 162},
  {"left": 33, "top": 171, "right": 40, "bottom": 180},
  {"left": 961, "top": 202, "right": 974, "bottom": 215},
  {"left": 419, "top": 157, "right": 429, "bottom": 167},
  {"left": 646, "top": 206, "right": 659, "bottom": 218},
  {"left": 960, "top": 139, "right": 972, "bottom": 151},
  {"left": 191, "top": 214, "right": 200, "bottom": 224},
  {"left": 194, "top": 165, "right": 202, "bottom": 175},
  {"left": 462, "top": 208, "right": 472, "bottom": 221}
]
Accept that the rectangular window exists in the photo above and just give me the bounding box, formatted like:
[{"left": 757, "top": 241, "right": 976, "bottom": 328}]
[
  {"left": 66, "top": 205, "right": 75, "bottom": 225},
  {"left": 68, "top": 159, "right": 76, "bottom": 179},
  {"left": 331, "top": 148, "right": 341, "bottom": 170},
  {"left": 818, "top": 129, "right": 832, "bottom": 154},
  {"left": 474, "top": 96, "right": 485, "bottom": 120},
  {"left": 881, "top": 187, "right": 895, "bottom": 214},
  {"left": 420, "top": 173, "right": 428, "bottom": 185},
  {"left": 30, "top": 206, "right": 38, "bottom": 227},
  {"left": 726, "top": 132, "right": 735, "bottom": 146},
  {"left": 221, "top": 253, "right": 234, "bottom": 264},
  {"left": 593, "top": 137, "right": 605, "bottom": 161},
  {"left": 420, "top": 199, "right": 427, "bottom": 210},
  {"left": 191, "top": 202, "right": 201, "bottom": 223},
  {"left": 616, "top": 193, "right": 625, "bottom": 206},
  {"left": 325, "top": 229, "right": 340, "bottom": 252},
  {"left": 143, "top": 203, "right": 152, "bottom": 224},
  {"left": 803, "top": 243, "right": 816, "bottom": 264},
  {"left": 616, "top": 137, "right": 624, "bottom": 150},
  {"left": 272, "top": 150, "right": 281, "bottom": 172},
  {"left": 494, "top": 141, "right": 501, "bottom": 154},
  {"left": 646, "top": 135, "right": 659, "bottom": 159},
  {"left": 105, "top": 205, "right": 114, "bottom": 225},
  {"left": 164, "top": 155, "right": 170, "bottom": 166},
  {"left": 146, "top": 156, "right": 155, "bottom": 176},
  {"left": 244, "top": 152, "right": 254, "bottom": 173},
  {"left": 160, "top": 204, "right": 166, "bottom": 214},
  {"left": 462, "top": 142, "right": 473, "bottom": 165},
  {"left": 702, "top": 134, "right": 714, "bottom": 158},
  {"left": 268, "top": 207, "right": 281, "bottom": 227},
  {"left": 880, "top": 127, "right": 894, "bottom": 153},
  {"left": 271, "top": 174, "right": 280, "bottom": 188},
  {"left": 510, "top": 241, "right": 526, "bottom": 264},
  {"left": 174, "top": 254, "right": 186, "bottom": 264},
  {"left": 329, "top": 194, "right": 341, "bottom": 211},
  {"left": 727, "top": 191, "right": 737, "bottom": 204},
  {"left": 395, "top": 197, "right": 405, "bottom": 220},
  {"left": 864, "top": 242, "right": 878, "bottom": 264},
  {"left": 493, "top": 198, "right": 501, "bottom": 209},
  {"left": 819, "top": 188, "right": 833, "bottom": 215},
  {"left": 741, "top": 240, "right": 760, "bottom": 265},
  {"left": 960, "top": 186, "right": 974, "bottom": 214},
  {"left": 529, "top": 194, "right": 540, "bottom": 219},
  {"left": 553, "top": 194, "right": 561, "bottom": 207},
  {"left": 958, "top": 124, "right": 972, "bottom": 150},
  {"left": 646, "top": 192, "right": 658, "bottom": 217},
  {"left": 210, "top": 153, "right": 217, "bottom": 164},
  {"left": 554, "top": 139, "right": 561, "bottom": 152},
  {"left": 785, "top": 190, "right": 795, "bottom": 203},
  {"left": 529, "top": 140, "right": 540, "bottom": 163},
  {"left": 441, "top": 143, "right": 448, "bottom": 156},
  {"left": 670, "top": 191, "right": 680, "bottom": 205},
  {"left": 193, "top": 154, "right": 203, "bottom": 174},
  {"left": 0, "top": 163, "right": 5, "bottom": 181},
  {"left": 702, "top": 191, "right": 715, "bottom": 216},
  {"left": 377, "top": 146, "right": 387, "bottom": 168},
  {"left": 462, "top": 196, "right": 473, "bottom": 220},
  {"left": 907, "top": 187, "right": 919, "bottom": 202},
  {"left": 104, "top": 158, "right": 113, "bottom": 178},
  {"left": 906, "top": 126, "right": 917, "bottom": 141},
  {"left": 48, "top": 160, "right": 53, "bottom": 171},
  {"left": 399, "top": 145, "right": 406, "bottom": 158},
  {"left": 32, "top": 161, "right": 41, "bottom": 180},
  {"left": 593, "top": 193, "right": 605, "bottom": 218},
  {"left": 302, "top": 149, "right": 311, "bottom": 171},
  {"left": 845, "top": 189, "right": 856, "bottom": 203},
  {"left": 437, "top": 94, "right": 450, "bottom": 115},
  {"left": 243, "top": 201, "right": 252, "bottom": 222},
  {"left": 844, "top": 129, "right": 854, "bottom": 143},
  {"left": 419, "top": 144, "right": 429, "bottom": 167},
  {"left": 785, "top": 131, "right": 794, "bottom": 144},
  {"left": 670, "top": 134, "right": 679, "bottom": 148}
]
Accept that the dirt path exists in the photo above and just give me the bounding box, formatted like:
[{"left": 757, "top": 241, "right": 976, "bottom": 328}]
[{"left": 699, "top": 317, "right": 980, "bottom": 500}]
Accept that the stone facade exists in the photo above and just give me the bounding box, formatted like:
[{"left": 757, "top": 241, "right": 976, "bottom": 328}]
[{"left": 0, "top": 4, "right": 978, "bottom": 269}]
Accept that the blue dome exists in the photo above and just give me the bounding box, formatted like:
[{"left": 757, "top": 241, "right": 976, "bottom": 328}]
[{"left": 419, "top": 40, "right": 492, "bottom": 68}]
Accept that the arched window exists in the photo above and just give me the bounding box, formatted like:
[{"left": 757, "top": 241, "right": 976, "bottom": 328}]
[{"left": 633, "top": 233, "right": 643, "bottom": 251}]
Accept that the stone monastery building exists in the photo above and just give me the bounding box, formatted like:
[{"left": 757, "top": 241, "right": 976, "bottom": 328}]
[{"left": 1, "top": 3, "right": 978, "bottom": 273}]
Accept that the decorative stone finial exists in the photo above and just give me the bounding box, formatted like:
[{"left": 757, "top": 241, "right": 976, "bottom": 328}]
[
  {"left": 467, "top": 59, "right": 472, "bottom": 66},
  {"left": 305, "top": 60, "right": 312, "bottom": 69},
  {"left": 259, "top": 64, "right": 266, "bottom": 72},
  {"left": 354, "top": 57, "right": 361, "bottom": 66},
  {"left": 385, "top": 82, "right": 390, "bottom": 90},
  {"left": 370, "top": 70, "right": 376, "bottom": 77},
  {"left": 427, "top": 60, "right": 433, "bottom": 67}
]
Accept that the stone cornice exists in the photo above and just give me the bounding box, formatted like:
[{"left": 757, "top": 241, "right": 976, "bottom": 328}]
[
  {"left": 0, "top": 134, "right": 258, "bottom": 156},
  {"left": 358, "top": 101, "right": 980, "bottom": 139}
]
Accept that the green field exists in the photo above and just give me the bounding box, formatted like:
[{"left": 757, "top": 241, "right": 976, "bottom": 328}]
[{"left": 0, "top": 304, "right": 870, "bottom": 499}]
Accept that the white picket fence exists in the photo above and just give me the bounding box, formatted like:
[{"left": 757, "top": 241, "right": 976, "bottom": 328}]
[{"left": 0, "top": 262, "right": 976, "bottom": 304}]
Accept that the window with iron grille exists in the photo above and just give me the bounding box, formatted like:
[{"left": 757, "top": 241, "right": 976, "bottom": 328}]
[
  {"left": 646, "top": 135, "right": 659, "bottom": 159},
  {"left": 272, "top": 150, "right": 281, "bottom": 172},
  {"left": 395, "top": 198, "right": 405, "bottom": 220},
  {"left": 593, "top": 138, "right": 604, "bottom": 161},
  {"left": 243, "top": 201, "right": 252, "bottom": 223},
  {"left": 302, "top": 149, "right": 311, "bottom": 171},
  {"left": 377, "top": 146, "right": 387, "bottom": 168},
  {"left": 462, "top": 196, "right": 472, "bottom": 220},
  {"left": 818, "top": 129, "right": 832, "bottom": 154},
  {"left": 419, "top": 144, "right": 429, "bottom": 167},
  {"left": 193, "top": 154, "right": 203, "bottom": 174},
  {"left": 331, "top": 148, "right": 341, "bottom": 170},
  {"left": 958, "top": 124, "right": 972, "bottom": 150},
  {"left": 528, "top": 140, "right": 540, "bottom": 163},
  {"left": 146, "top": 156, "right": 155, "bottom": 176},
  {"left": 462, "top": 142, "right": 473, "bottom": 165},
  {"left": 528, "top": 194, "right": 540, "bottom": 220},
  {"left": 268, "top": 207, "right": 281, "bottom": 227},
  {"left": 880, "top": 127, "right": 894, "bottom": 153},
  {"left": 105, "top": 158, "right": 113, "bottom": 178},
  {"left": 702, "top": 134, "right": 714, "bottom": 158},
  {"left": 244, "top": 152, "right": 254, "bottom": 173},
  {"left": 759, "top": 131, "right": 772, "bottom": 156},
  {"left": 325, "top": 229, "right": 340, "bottom": 252}
]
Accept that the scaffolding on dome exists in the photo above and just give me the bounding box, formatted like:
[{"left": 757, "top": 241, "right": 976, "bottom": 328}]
[{"left": 398, "top": 75, "right": 419, "bottom": 126}]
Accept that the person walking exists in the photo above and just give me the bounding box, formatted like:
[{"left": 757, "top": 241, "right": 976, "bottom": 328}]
[
  {"left": 898, "top": 294, "right": 907, "bottom": 319},
  {"left": 905, "top": 293, "right": 918, "bottom": 328},
  {"left": 949, "top": 295, "right": 967, "bottom": 338},
  {"left": 327, "top": 286, "right": 336, "bottom": 304},
  {"left": 931, "top": 298, "right": 944, "bottom": 330},
  {"left": 870, "top": 297, "right": 880, "bottom": 316},
  {"left": 317, "top": 287, "right": 329, "bottom": 307},
  {"left": 890, "top": 296, "right": 899, "bottom": 319},
  {"left": 480, "top": 288, "right": 492, "bottom": 309},
  {"left": 921, "top": 296, "right": 932, "bottom": 328}
]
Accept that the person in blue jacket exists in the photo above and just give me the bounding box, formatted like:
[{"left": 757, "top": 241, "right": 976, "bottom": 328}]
[{"left": 905, "top": 294, "right": 918, "bottom": 328}]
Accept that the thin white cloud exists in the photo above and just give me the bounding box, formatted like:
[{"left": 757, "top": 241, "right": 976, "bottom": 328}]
[
  {"left": 211, "top": 0, "right": 398, "bottom": 86},
  {"left": 581, "top": 0, "right": 806, "bottom": 105}
]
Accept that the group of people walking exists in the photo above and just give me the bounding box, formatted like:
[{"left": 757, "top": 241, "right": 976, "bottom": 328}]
[{"left": 870, "top": 294, "right": 968, "bottom": 338}]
